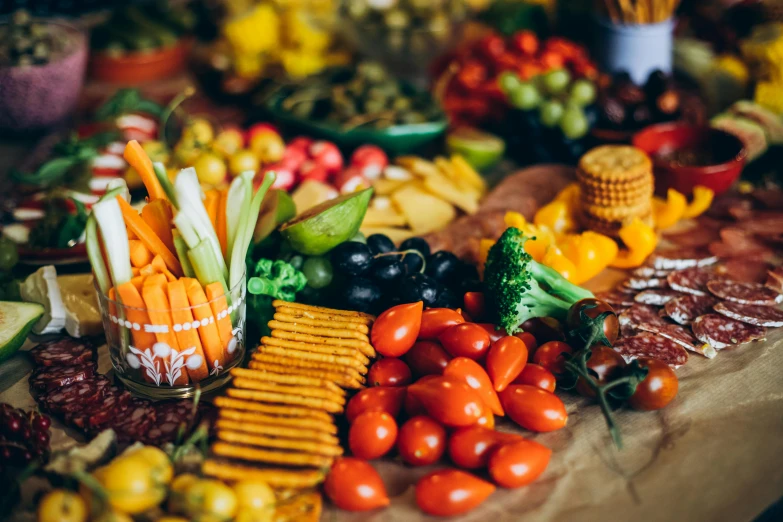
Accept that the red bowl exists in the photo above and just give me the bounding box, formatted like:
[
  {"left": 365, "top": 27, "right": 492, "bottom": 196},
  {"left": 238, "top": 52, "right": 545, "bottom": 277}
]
[
  {"left": 632, "top": 123, "right": 747, "bottom": 196},
  {"left": 89, "top": 39, "right": 191, "bottom": 84}
]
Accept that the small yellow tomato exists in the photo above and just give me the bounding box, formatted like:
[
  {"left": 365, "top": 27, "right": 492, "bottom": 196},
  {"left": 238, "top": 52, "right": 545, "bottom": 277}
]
[
  {"left": 100, "top": 456, "right": 166, "bottom": 514},
  {"left": 94, "top": 511, "right": 133, "bottom": 522},
  {"left": 234, "top": 507, "right": 275, "bottom": 522},
  {"left": 37, "top": 489, "right": 88, "bottom": 522},
  {"left": 186, "top": 117, "right": 215, "bottom": 145},
  {"left": 233, "top": 479, "right": 276, "bottom": 513},
  {"left": 193, "top": 152, "right": 228, "bottom": 186},
  {"left": 249, "top": 131, "right": 285, "bottom": 164},
  {"left": 168, "top": 473, "right": 198, "bottom": 514},
  {"left": 213, "top": 128, "right": 245, "bottom": 157},
  {"left": 125, "top": 446, "right": 173, "bottom": 485},
  {"left": 184, "top": 479, "right": 238, "bottom": 520},
  {"left": 229, "top": 149, "right": 260, "bottom": 177},
  {"left": 156, "top": 518, "right": 189, "bottom": 522}
]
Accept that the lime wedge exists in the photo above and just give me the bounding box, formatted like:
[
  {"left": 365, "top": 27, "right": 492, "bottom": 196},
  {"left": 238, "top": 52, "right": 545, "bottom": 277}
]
[
  {"left": 281, "top": 188, "right": 373, "bottom": 256},
  {"left": 446, "top": 127, "right": 506, "bottom": 171},
  {"left": 0, "top": 301, "right": 45, "bottom": 363}
]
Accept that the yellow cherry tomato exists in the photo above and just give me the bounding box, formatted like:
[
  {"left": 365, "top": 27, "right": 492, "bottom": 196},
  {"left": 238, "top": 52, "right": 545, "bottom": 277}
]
[
  {"left": 100, "top": 456, "right": 166, "bottom": 514},
  {"left": 234, "top": 507, "right": 275, "bottom": 522},
  {"left": 156, "top": 518, "right": 190, "bottom": 522},
  {"left": 184, "top": 479, "right": 238, "bottom": 520},
  {"left": 124, "top": 446, "right": 173, "bottom": 485},
  {"left": 213, "top": 128, "right": 245, "bottom": 157},
  {"left": 186, "top": 117, "right": 215, "bottom": 145},
  {"left": 233, "top": 479, "right": 276, "bottom": 513},
  {"left": 249, "top": 131, "right": 285, "bottom": 164},
  {"left": 37, "top": 489, "right": 88, "bottom": 522},
  {"left": 94, "top": 511, "right": 133, "bottom": 522},
  {"left": 193, "top": 152, "right": 228, "bottom": 186},
  {"left": 168, "top": 473, "right": 199, "bottom": 514},
  {"left": 229, "top": 149, "right": 260, "bottom": 177}
]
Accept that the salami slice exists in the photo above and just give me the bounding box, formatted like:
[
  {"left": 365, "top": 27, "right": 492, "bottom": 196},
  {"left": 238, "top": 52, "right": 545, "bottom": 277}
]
[
  {"left": 766, "top": 267, "right": 783, "bottom": 293},
  {"left": 716, "top": 259, "right": 774, "bottom": 284},
  {"left": 713, "top": 301, "right": 783, "bottom": 327},
  {"left": 29, "top": 364, "right": 96, "bottom": 393},
  {"left": 692, "top": 314, "right": 767, "bottom": 350},
  {"left": 595, "top": 289, "right": 636, "bottom": 308},
  {"left": 663, "top": 294, "right": 718, "bottom": 325},
  {"left": 666, "top": 266, "right": 720, "bottom": 296},
  {"left": 42, "top": 378, "right": 109, "bottom": 415},
  {"left": 612, "top": 333, "right": 689, "bottom": 368},
  {"left": 109, "top": 398, "right": 157, "bottom": 443},
  {"left": 709, "top": 228, "right": 776, "bottom": 261},
  {"left": 706, "top": 280, "right": 783, "bottom": 306},
  {"left": 142, "top": 400, "right": 198, "bottom": 445},
  {"left": 635, "top": 321, "right": 715, "bottom": 359},
  {"left": 67, "top": 386, "right": 132, "bottom": 432},
  {"left": 663, "top": 225, "right": 720, "bottom": 248},
  {"left": 622, "top": 277, "right": 668, "bottom": 291},
  {"left": 634, "top": 289, "right": 682, "bottom": 306},
  {"left": 648, "top": 247, "right": 718, "bottom": 271},
  {"left": 631, "top": 266, "right": 672, "bottom": 279},
  {"left": 618, "top": 304, "right": 665, "bottom": 338},
  {"left": 29, "top": 339, "right": 95, "bottom": 367}
]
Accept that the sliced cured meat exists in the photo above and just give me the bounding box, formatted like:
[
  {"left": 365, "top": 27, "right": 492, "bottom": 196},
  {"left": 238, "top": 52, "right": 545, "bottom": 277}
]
[
  {"left": 713, "top": 301, "right": 783, "bottom": 327},
  {"left": 648, "top": 247, "right": 717, "bottom": 270},
  {"left": 707, "top": 280, "right": 783, "bottom": 306},
  {"left": 612, "top": 334, "right": 689, "bottom": 368},
  {"left": 595, "top": 289, "right": 636, "bottom": 308},
  {"left": 621, "top": 277, "right": 668, "bottom": 291},
  {"left": 715, "top": 259, "right": 774, "bottom": 284},
  {"left": 631, "top": 266, "right": 672, "bottom": 279},
  {"left": 618, "top": 304, "right": 665, "bottom": 337},
  {"left": 198, "top": 402, "right": 219, "bottom": 439},
  {"left": 663, "top": 225, "right": 720, "bottom": 248},
  {"left": 29, "top": 339, "right": 95, "bottom": 367},
  {"left": 634, "top": 289, "right": 682, "bottom": 306},
  {"left": 29, "top": 364, "right": 96, "bottom": 393},
  {"left": 663, "top": 295, "right": 718, "bottom": 325},
  {"left": 709, "top": 228, "right": 776, "bottom": 260},
  {"left": 707, "top": 194, "right": 752, "bottom": 220},
  {"left": 635, "top": 321, "right": 715, "bottom": 359},
  {"left": 667, "top": 266, "right": 720, "bottom": 296},
  {"left": 692, "top": 314, "right": 767, "bottom": 350},
  {"left": 109, "top": 398, "right": 157, "bottom": 443},
  {"left": 68, "top": 386, "right": 132, "bottom": 432},
  {"left": 751, "top": 189, "right": 783, "bottom": 210},
  {"left": 42, "top": 378, "right": 109, "bottom": 415},
  {"left": 142, "top": 400, "right": 198, "bottom": 445},
  {"left": 766, "top": 267, "right": 783, "bottom": 293}
]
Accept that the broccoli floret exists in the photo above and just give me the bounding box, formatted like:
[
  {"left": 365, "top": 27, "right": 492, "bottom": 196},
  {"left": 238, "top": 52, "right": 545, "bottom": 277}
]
[
  {"left": 484, "top": 227, "right": 594, "bottom": 334},
  {"left": 247, "top": 259, "right": 307, "bottom": 301}
]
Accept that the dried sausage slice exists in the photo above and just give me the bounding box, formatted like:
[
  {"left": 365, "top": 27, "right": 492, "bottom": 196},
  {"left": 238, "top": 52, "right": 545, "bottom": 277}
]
[
  {"left": 68, "top": 386, "right": 132, "bottom": 432},
  {"left": 635, "top": 322, "right": 715, "bottom": 359},
  {"left": 692, "top": 314, "right": 767, "bottom": 350},
  {"left": 648, "top": 247, "right": 718, "bottom": 271},
  {"left": 667, "top": 266, "right": 720, "bottom": 296},
  {"left": 595, "top": 289, "right": 636, "bottom": 308},
  {"left": 42, "top": 378, "right": 109, "bottom": 415},
  {"left": 29, "top": 339, "right": 95, "bottom": 367},
  {"left": 612, "top": 334, "right": 689, "bottom": 368},
  {"left": 29, "top": 364, "right": 96, "bottom": 393},
  {"left": 142, "top": 400, "right": 198, "bottom": 446},
  {"left": 622, "top": 277, "right": 668, "bottom": 291},
  {"left": 715, "top": 259, "right": 774, "bottom": 284},
  {"left": 634, "top": 289, "right": 682, "bottom": 306},
  {"left": 631, "top": 266, "right": 672, "bottom": 279},
  {"left": 713, "top": 301, "right": 783, "bottom": 328},
  {"left": 707, "top": 280, "right": 783, "bottom": 306},
  {"left": 618, "top": 304, "right": 665, "bottom": 338},
  {"left": 109, "top": 398, "right": 157, "bottom": 443},
  {"left": 663, "top": 295, "right": 718, "bottom": 325}
]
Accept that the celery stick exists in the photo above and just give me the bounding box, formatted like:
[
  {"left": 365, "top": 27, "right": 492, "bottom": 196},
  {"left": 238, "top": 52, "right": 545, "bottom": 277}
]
[
  {"left": 225, "top": 171, "right": 252, "bottom": 267},
  {"left": 105, "top": 178, "right": 130, "bottom": 203},
  {"left": 92, "top": 198, "right": 132, "bottom": 288},
  {"left": 188, "top": 240, "right": 227, "bottom": 294},
  {"left": 229, "top": 171, "right": 276, "bottom": 290},
  {"left": 173, "top": 231, "right": 195, "bottom": 278},
  {"left": 173, "top": 211, "right": 200, "bottom": 249},
  {"left": 85, "top": 216, "right": 111, "bottom": 296},
  {"left": 153, "top": 162, "right": 178, "bottom": 207}
]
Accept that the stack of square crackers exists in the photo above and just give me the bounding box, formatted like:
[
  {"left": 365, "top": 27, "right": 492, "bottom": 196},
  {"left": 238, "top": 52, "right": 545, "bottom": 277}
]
[
  {"left": 203, "top": 300, "right": 375, "bottom": 504},
  {"left": 576, "top": 145, "right": 655, "bottom": 238}
]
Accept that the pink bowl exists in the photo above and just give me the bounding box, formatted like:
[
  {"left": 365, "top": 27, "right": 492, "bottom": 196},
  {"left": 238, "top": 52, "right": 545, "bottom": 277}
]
[{"left": 632, "top": 123, "right": 747, "bottom": 196}]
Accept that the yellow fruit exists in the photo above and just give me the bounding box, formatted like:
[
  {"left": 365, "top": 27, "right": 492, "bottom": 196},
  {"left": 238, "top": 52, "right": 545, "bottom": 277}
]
[
  {"left": 193, "top": 152, "right": 228, "bottom": 186},
  {"left": 249, "top": 132, "right": 285, "bottom": 164},
  {"left": 156, "top": 518, "right": 189, "bottom": 522},
  {"left": 94, "top": 511, "right": 133, "bottom": 522},
  {"left": 229, "top": 149, "right": 260, "bottom": 176},
  {"left": 184, "top": 479, "right": 238, "bottom": 520},
  {"left": 124, "top": 166, "right": 143, "bottom": 190},
  {"left": 168, "top": 473, "right": 199, "bottom": 514},
  {"left": 100, "top": 456, "right": 166, "bottom": 514},
  {"left": 37, "top": 489, "right": 88, "bottom": 522},
  {"left": 234, "top": 507, "right": 275, "bottom": 522},
  {"left": 174, "top": 137, "right": 202, "bottom": 167},
  {"left": 141, "top": 140, "right": 170, "bottom": 164},
  {"left": 186, "top": 117, "right": 215, "bottom": 145},
  {"left": 233, "top": 480, "right": 276, "bottom": 513},
  {"left": 124, "top": 446, "right": 173, "bottom": 485},
  {"left": 214, "top": 128, "right": 245, "bottom": 157}
]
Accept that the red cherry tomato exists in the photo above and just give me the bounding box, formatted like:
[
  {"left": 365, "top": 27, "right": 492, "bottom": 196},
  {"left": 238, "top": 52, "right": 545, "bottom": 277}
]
[
  {"left": 500, "top": 385, "right": 568, "bottom": 432},
  {"left": 629, "top": 357, "right": 679, "bottom": 411},
  {"left": 512, "top": 364, "right": 556, "bottom": 393},
  {"left": 575, "top": 346, "right": 626, "bottom": 398},
  {"left": 477, "top": 323, "right": 506, "bottom": 343},
  {"left": 476, "top": 34, "right": 507, "bottom": 61},
  {"left": 403, "top": 375, "right": 439, "bottom": 417},
  {"left": 404, "top": 340, "right": 452, "bottom": 377},
  {"left": 515, "top": 331, "right": 538, "bottom": 357},
  {"left": 476, "top": 409, "right": 495, "bottom": 429},
  {"left": 371, "top": 301, "right": 423, "bottom": 357},
  {"left": 407, "top": 376, "right": 485, "bottom": 427},
  {"left": 510, "top": 30, "right": 539, "bottom": 55},
  {"left": 419, "top": 308, "right": 465, "bottom": 340},
  {"left": 520, "top": 317, "right": 564, "bottom": 344},
  {"left": 488, "top": 439, "right": 551, "bottom": 488},
  {"left": 324, "top": 458, "right": 389, "bottom": 511},
  {"left": 346, "top": 386, "right": 406, "bottom": 423},
  {"left": 368, "top": 358, "right": 412, "bottom": 387},
  {"left": 443, "top": 357, "right": 504, "bottom": 416},
  {"left": 485, "top": 336, "right": 528, "bottom": 393},
  {"left": 463, "top": 292, "right": 485, "bottom": 320},
  {"left": 415, "top": 469, "right": 495, "bottom": 517},
  {"left": 532, "top": 341, "right": 573, "bottom": 375},
  {"left": 540, "top": 50, "right": 565, "bottom": 69},
  {"left": 349, "top": 411, "right": 398, "bottom": 460},
  {"left": 439, "top": 323, "right": 491, "bottom": 360},
  {"left": 448, "top": 426, "right": 521, "bottom": 469},
  {"left": 397, "top": 415, "right": 447, "bottom": 466}
]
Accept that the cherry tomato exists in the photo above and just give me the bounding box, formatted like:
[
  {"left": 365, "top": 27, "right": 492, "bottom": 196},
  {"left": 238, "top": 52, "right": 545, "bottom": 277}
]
[
  {"left": 488, "top": 439, "right": 551, "bottom": 488},
  {"left": 532, "top": 341, "right": 573, "bottom": 375},
  {"left": 346, "top": 386, "right": 406, "bottom": 423},
  {"left": 368, "top": 358, "right": 412, "bottom": 387},
  {"left": 512, "top": 364, "right": 556, "bottom": 392},
  {"left": 408, "top": 376, "right": 485, "bottom": 427},
  {"left": 500, "top": 385, "right": 567, "bottom": 432},
  {"left": 476, "top": 34, "right": 506, "bottom": 61},
  {"left": 463, "top": 292, "right": 485, "bottom": 320},
  {"left": 540, "top": 51, "right": 565, "bottom": 69},
  {"left": 419, "top": 308, "right": 465, "bottom": 340},
  {"left": 448, "top": 426, "right": 521, "bottom": 469},
  {"left": 349, "top": 411, "right": 398, "bottom": 460},
  {"left": 510, "top": 30, "right": 539, "bottom": 55},
  {"left": 443, "top": 357, "right": 504, "bottom": 416},
  {"left": 520, "top": 317, "right": 564, "bottom": 344},
  {"left": 515, "top": 331, "right": 538, "bottom": 357},
  {"left": 477, "top": 323, "right": 506, "bottom": 343},
  {"left": 575, "top": 346, "right": 626, "bottom": 398},
  {"left": 485, "top": 336, "right": 528, "bottom": 393},
  {"left": 397, "top": 416, "right": 447, "bottom": 466},
  {"left": 415, "top": 469, "right": 495, "bottom": 517},
  {"left": 566, "top": 298, "right": 619, "bottom": 345},
  {"left": 404, "top": 340, "right": 452, "bottom": 377},
  {"left": 439, "top": 323, "right": 491, "bottom": 360},
  {"left": 324, "top": 458, "right": 389, "bottom": 511},
  {"left": 628, "top": 357, "right": 679, "bottom": 411},
  {"left": 476, "top": 409, "right": 494, "bottom": 429},
  {"left": 371, "top": 301, "right": 423, "bottom": 357}
]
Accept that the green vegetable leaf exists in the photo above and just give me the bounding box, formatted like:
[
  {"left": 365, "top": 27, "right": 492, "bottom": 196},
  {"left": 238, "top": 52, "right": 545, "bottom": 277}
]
[
  {"left": 95, "top": 88, "right": 163, "bottom": 120},
  {"left": 11, "top": 157, "right": 79, "bottom": 185}
]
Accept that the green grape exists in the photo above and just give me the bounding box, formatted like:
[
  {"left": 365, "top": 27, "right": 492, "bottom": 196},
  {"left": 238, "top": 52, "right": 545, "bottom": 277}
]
[
  {"left": 560, "top": 107, "right": 589, "bottom": 139},
  {"left": 510, "top": 83, "right": 542, "bottom": 110},
  {"left": 302, "top": 256, "right": 333, "bottom": 289},
  {"left": 569, "top": 79, "right": 597, "bottom": 106},
  {"left": 539, "top": 100, "right": 565, "bottom": 127},
  {"left": 543, "top": 68, "right": 571, "bottom": 95},
  {"left": 499, "top": 71, "right": 522, "bottom": 94}
]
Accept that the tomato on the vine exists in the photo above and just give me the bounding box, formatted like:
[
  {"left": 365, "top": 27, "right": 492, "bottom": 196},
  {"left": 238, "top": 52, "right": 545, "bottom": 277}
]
[
  {"left": 566, "top": 298, "right": 619, "bottom": 346},
  {"left": 488, "top": 439, "right": 551, "bottom": 488},
  {"left": 415, "top": 469, "right": 495, "bottom": 517},
  {"left": 404, "top": 340, "right": 452, "bottom": 377},
  {"left": 349, "top": 411, "right": 398, "bottom": 460},
  {"left": 575, "top": 346, "right": 626, "bottom": 398},
  {"left": 419, "top": 308, "right": 465, "bottom": 340},
  {"left": 346, "top": 386, "right": 406, "bottom": 423},
  {"left": 324, "top": 458, "right": 389, "bottom": 511},
  {"left": 371, "top": 301, "right": 423, "bottom": 357},
  {"left": 500, "top": 385, "right": 567, "bottom": 432},
  {"left": 485, "top": 336, "right": 528, "bottom": 392},
  {"left": 532, "top": 341, "right": 573, "bottom": 375},
  {"left": 521, "top": 317, "right": 564, "bottom": 344},
  {"left": 397, "top": 416, "right": 447, "bottom": 466},
  {"left": 512, "top": 364, "right": 556, "bottom": 393},
  {"left": 407, "top": 376, "right": 485, "bottom": 427},
  {"left": 439, "top": 323, "right": 491, "bottom": 360},
  {"left": 368, "top": 358, "right": 412, "bottom": 387},
  {"left": 628, "top": 357, "right": 678, "bottom": 411},
  {"left": 448, "top": 426, "right": 521, "bottom": 469}
]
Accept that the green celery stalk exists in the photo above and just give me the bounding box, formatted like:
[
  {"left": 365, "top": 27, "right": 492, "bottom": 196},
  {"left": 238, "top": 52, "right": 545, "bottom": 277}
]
[
  {"left": 92, "top": 198, "right": 132, "bottom": 288},
  {"left": 153, "top": 162, "right": 178, "bottom": 207},
  {"left": 225, "top": 171, "right": 252, "bottom": 268},
  {"left": 172, "top": 231, "right": 195, "bottom": 278},
  {"left": 188, "top": 240, "right": 227, "bottom": 295},
  {"left": 229, "top": 171, "right": 276, "bottom": 291},
  {"left": 85, "top": 217, "right": 111, "bottom": 296}
]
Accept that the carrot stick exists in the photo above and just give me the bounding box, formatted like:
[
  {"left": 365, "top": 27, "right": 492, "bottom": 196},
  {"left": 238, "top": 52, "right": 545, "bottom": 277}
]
[
  {"left": 116, "top": 282, "right": 159, "bottom": 350},
  {"left": 123, "top": 140, "right": 167, "bottom": 201},
  {"left": 167, "top": 280, "right": 210, "bottom": 382},
  {"left": 116, "top": 195, "right": 182, "bottom": 277},
  {"left": 131, "top": 267, "right": 141, "bottom": 277},
  {"left": 141, "top": 280, "right": 189, "bottom": 385},
  {"left": 127, "top": 227, "right": 138, "bottom": 240},
  {"left": 184, "top": 278, "right": 225, "bottom": 370},
  {"left": 150, "top": 255, "right": 177, "bottom": 282},
  {"left": 129, "top": 239, "right": 153, "bottom": 268},
  {"left": 205, "top": 189, "right": 220, "bottom": 235},
  {"left": 130, "top": 275, "right": 146, "bottom": 293},
  {"left": 141, "top": 199, "right": 176, "bottom": 254},
  {"left": 216, "top": 188, "right": 228, "bottom": 258},
  {"left": 205, "top": 282, "right": 234, "bottom": 354}
]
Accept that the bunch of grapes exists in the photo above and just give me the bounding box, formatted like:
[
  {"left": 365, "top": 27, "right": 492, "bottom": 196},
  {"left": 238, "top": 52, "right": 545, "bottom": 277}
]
[{"left": 0, "top": 404, "right": 51, "bottom": 474}]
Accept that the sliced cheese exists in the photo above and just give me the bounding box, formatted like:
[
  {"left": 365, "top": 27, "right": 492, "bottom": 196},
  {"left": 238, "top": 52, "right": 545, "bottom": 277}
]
[{"left": 59, "top": 274, "right": 103, "bottom": 338}]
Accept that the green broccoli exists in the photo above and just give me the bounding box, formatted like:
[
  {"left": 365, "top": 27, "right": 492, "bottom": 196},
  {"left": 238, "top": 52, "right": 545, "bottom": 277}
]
[
  {"left": 484, "top": 227, "right": 594, "bottom": 334},
  {"left": 246, "top": 259, "right": 307, "bottom": 341}
]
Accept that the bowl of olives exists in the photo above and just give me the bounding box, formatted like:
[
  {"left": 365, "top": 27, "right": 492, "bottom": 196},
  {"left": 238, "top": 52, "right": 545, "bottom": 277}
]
[{"left": 0, "top": 11, "right": 87, "bottom": 132}]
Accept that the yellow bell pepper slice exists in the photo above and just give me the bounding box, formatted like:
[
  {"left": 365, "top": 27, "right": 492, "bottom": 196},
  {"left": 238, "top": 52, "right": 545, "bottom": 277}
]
[
  {"left": 477, "top": 238, "right": 495, "bottom": 280},
  {"left": 534, "top": 200, "right": 576, "bottom": 235},
  {"left": 653, "top": 188, "right": 687, "bottom": 229},
  {"left": 610, "top": 218, "right": 658, "bottom": 269},
  {"left": 542, "top": 245, "right": 578, "bottom": 283},
  {"left": 581, "top": 231, "right": 619, "bottom": 266},
  {"left": 504, "top": 211, "right": 526, "bottom": 230},
  {"left": 561, "top": 232, "right": 615, "bottom": 285},
  {"left": 682, "top": 186, "right": 715, "bottom": 219},
  {"left": 554, "top": 182, "right": 581, "bottom": 209}
]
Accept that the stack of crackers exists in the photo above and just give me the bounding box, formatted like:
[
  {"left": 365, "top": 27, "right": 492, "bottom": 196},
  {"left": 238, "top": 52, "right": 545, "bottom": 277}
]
[
  {"left": 576, "top": 145, "right": 655, "bottom": 238},
  {"left": 203, "top": 301, "right": 375, "bottom": 510}
]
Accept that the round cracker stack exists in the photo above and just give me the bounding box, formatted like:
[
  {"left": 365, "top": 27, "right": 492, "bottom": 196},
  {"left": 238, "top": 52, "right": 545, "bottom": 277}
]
[{"left": 576, "top": 145, "right": 655, "bottom": 237}]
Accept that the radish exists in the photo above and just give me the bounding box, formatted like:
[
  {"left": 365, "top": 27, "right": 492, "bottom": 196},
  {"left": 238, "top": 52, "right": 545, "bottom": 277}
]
[
  {"left": 246, "top": 122, "right": 279, "bottom": 142},
  {"left": 299, "top": 160, "right": 330, "bottom": 183},
  {"left": 334, "top": 167, "right": 369, "bottom": 194},
  {"left": 288, "top": 136, "right": 314, "bottom": 153},
  {"left": 309, "top": 140, "right": 344, "bottom": 174},
  {"left": 281, "top": 144, "right": 309, "bottom": 171},
  {"left": 350, "top": 145, "right": 388, "bottom": 180},
  {"left": 263, "top": 164, "right": 296, "bottom": 191}
]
